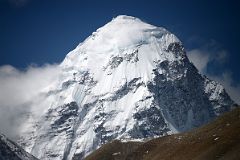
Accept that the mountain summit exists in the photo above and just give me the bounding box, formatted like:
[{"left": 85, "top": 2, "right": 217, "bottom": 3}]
[{"left": 18, "top": 15, "right": 235, "bottom": 160}]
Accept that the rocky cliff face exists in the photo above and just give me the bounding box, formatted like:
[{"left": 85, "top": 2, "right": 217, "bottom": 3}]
[{"left": 17, "top": 15, "right": 234, "bottom": 160}]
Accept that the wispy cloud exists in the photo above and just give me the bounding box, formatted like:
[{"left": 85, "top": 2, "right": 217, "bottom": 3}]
[
  {"left": 187, "top": 42, "right": 240, "bottom": 104},
  {"left": 188, "top": 49, "right": 210, "bottom": 73},
  {"left": 0, "top": 64, "right": 60, "bottom": 139}
]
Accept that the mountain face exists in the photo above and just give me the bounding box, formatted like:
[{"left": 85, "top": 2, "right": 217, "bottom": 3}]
[
  {"left": 17, "top": 15, "right": 235, "bottom": 160},
  {"left": 0, "top": 134, "right": 38, "bottom": 160}
]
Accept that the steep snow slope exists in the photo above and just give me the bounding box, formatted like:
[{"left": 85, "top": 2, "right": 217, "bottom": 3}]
[
  {"left": 0, "top": 133, "right": 38, "bottom": 160},
  {"left": 18, "top": 15, "right": 235, "bottom": 160}
]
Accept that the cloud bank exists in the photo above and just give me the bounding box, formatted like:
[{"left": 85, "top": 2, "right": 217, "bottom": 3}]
[
  {"left": 187, "top": 44, "right": 240, "bottom": 104},
  {"left": 0, "top": 64, "right": 60, "bottom": 139}
]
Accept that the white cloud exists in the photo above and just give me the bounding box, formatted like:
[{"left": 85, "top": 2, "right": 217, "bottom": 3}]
[
  {"left": 0, "top": 64, "right": 60, "bottom": 139},
  {"left": 187, "top": 48, "right": 240, "bottom": 104},
  {"left": 188, "top": 49, "right": 210, "bottom": 73}
]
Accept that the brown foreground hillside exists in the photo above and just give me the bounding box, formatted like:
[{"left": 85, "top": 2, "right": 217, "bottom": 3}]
[{"left": 85, "top": 107, "right": 240, "bottom": 160}]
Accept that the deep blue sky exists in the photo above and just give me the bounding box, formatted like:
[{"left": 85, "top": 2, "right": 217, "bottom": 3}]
[{"left": 0, "top": 0, "right": 239, "bottom": 83}]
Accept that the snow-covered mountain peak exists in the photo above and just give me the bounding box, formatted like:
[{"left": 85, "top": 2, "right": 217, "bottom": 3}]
[
  {"left": 61, "top": 15, "right": 183, "bottom": 97},
  {"left": 62, "top": 15, "right": 180, "bottom": 67},
  {"left": 18, "top": 16, "right": 235, "bottom": 160},
  {"left": 112, "top": 15, "right": 139, "bottom": 20}
]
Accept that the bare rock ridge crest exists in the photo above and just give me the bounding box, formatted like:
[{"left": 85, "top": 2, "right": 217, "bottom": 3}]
[{"left": 16, "top": 15, "right": 235, "bottom": 160}]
